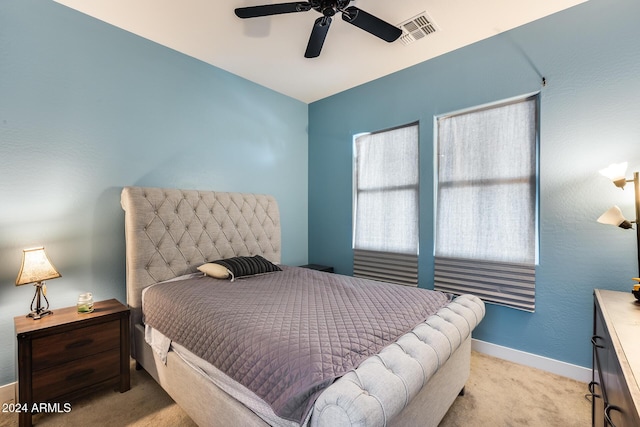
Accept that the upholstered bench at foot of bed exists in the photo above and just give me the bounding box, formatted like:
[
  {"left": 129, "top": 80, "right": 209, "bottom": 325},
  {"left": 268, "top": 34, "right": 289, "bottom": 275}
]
[{"left": 311, "top": 294, "right": 485, "bottom": 427}]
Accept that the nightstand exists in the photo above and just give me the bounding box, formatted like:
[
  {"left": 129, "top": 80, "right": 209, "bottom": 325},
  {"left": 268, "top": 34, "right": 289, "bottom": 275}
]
[
  {"left": 14, "top": 299, "right": 130, "bottom": 427},
  {"left": 299, "top": 264, "right": 334, "bottom": 273}
]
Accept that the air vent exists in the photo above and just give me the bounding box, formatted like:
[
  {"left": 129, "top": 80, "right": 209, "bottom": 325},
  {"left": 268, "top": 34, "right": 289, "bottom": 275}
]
[{"left": 398, "top": 12, "right": 438, "bottom": 46}]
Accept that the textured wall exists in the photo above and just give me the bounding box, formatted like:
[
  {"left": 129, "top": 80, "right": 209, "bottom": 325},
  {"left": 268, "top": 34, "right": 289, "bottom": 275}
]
[
  {"left": 0, "top": 1, "right": 308, "bottom": 386},
  {"left": 309, "top": 0, "right": 640, "bottom": 368}
]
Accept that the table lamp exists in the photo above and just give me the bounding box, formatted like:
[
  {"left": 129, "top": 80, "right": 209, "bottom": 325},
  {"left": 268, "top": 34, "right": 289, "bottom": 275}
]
[{"left": 15, "top": 246, "right": 61, "bottom": 319}]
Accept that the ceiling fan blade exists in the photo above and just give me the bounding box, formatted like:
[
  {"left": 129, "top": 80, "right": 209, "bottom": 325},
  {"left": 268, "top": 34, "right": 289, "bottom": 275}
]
[
  {"left": 235, "top": 2, "right": 311, "bottom": 19},
  {"left": 305, "top": 16, "right": 332, "bottom": 58},
  {"left": 341, "top": 6, "right": 402, "bottom": 42}
]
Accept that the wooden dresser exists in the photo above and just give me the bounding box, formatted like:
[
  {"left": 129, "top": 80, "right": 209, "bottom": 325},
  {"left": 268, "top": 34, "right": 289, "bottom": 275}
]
[
  {"left": 592, "top": 289, "right": 640, "bottom": 426},
  {"left": 15, "top": 299, "right": 130, "bottom": 427}
]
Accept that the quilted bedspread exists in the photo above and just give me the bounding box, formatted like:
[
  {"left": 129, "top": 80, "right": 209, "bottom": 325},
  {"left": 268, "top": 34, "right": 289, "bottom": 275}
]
[{"left": 142, "top": 266, "right": 450, "bottom": 423}]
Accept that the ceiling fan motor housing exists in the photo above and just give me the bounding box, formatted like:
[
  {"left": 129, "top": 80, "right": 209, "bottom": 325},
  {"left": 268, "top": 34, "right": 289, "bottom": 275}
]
[{"left": 312, "top": 0, "right": 351, "bottom": 16}]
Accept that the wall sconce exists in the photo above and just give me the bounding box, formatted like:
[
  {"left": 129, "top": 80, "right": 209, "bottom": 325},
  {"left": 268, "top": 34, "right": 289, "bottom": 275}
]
[
  {"left": 15, "top": 247, "right": 61, "bottom": 320},
  {"left": 597, "top": 162, "right": 640, "bottom": 276}
]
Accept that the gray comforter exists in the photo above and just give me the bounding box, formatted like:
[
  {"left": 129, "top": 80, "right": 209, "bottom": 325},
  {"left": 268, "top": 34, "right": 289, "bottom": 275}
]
[{"left": 142, "top": 266, "right": 450, "bottom": 423}]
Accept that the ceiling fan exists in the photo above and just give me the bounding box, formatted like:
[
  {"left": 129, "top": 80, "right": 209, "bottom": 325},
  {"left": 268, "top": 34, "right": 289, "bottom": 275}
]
[{"left": 235, "top": 1, "right": 403, "bottom": 58}]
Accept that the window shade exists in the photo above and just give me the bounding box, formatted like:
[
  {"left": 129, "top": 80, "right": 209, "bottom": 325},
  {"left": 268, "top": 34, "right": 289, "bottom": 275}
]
[
  {"left": 354, "top": 249, "right": 419, "bottom": 287},
  {"left": 434, "top": 257, "right": 535, "bottom": 311},
  {"left": 353, "top": 123, "right": 419, "bottom": 286},
  {"left": 434, "top": 96, "right": 538, "bottom": 310}
]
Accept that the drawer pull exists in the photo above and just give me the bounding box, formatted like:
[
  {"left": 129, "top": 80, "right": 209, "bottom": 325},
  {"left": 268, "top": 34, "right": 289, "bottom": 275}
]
[
  {"left": 591, "top": 335, "right": 604, "bottom": 349},
  {"left": 65, "top": 338, "right": 94, "bottom": 349},
  {"left": 588, "top": 381, "right": 601, "bottom": 399},
  {"left": 605, "top": 404, "right": 621, "bottom": 427},
  {"left": 65, "top": 368, "right": 95, "bottom": 382}
]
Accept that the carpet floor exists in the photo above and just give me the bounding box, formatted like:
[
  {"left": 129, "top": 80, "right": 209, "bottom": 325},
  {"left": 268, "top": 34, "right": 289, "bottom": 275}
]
[{"left": 0, "top": 351, "right": 590, "bottom": 426}]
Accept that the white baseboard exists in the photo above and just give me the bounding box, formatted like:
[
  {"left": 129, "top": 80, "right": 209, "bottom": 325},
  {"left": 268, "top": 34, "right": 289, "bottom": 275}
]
[
  {"left": 0, "top": 382, "right": 15, "bottom": 405},
  {"left": 472, "top": 339, "right": 592, "bottom": 383}
]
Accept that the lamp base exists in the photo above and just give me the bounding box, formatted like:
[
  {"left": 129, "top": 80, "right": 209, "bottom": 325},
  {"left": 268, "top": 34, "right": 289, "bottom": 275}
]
[
  {"left": 26, "top": 309, "right": 53, "bottom": 320},
  {"left": 27, "top": 281, "right": 52, "bottom": 320}
]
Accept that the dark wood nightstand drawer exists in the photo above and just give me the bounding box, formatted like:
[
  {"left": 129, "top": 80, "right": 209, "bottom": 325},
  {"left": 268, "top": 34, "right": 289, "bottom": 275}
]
[
  {"left": 32, "top": 320, "right": 120, "bottom": 371},
  {"left": 32, "top": 348, "right": 120, "bottom": 402}
]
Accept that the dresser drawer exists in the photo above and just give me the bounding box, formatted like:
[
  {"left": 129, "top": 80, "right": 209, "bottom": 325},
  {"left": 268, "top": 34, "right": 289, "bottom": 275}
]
[
  {"left": 32, "top": 348, "right": 120, "bottom": 402},
  {"left": 32, "top": 320, "right": 120, "bottom": 371}
]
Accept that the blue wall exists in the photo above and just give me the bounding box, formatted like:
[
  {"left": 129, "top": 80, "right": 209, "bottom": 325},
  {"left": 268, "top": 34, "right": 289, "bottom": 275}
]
[
  {"left": 2, "top": 0, "right": 639, "bottom": 390},
  {"left": 0, "top": 1, "right": 308, "bottom": 386},
  {"left": 309, "top": 0, "right": 640, "bottom": 369}
]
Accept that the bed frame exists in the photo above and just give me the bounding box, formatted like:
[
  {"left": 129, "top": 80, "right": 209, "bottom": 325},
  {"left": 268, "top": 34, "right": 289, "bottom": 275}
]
[{"left": 121, "top": 186, "right": 484, "bottom": 427}]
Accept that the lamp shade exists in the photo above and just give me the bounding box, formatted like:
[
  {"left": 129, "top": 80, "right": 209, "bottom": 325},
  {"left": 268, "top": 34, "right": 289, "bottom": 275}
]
[
  {"left": 15, "top": 247, "right": 61, "bottom": 286},
  {"left": 600, "top": 162, "right": 628, "bottom": 188},
  {"left": 597, "top": 205, "right": 633, "bottom": 229}
]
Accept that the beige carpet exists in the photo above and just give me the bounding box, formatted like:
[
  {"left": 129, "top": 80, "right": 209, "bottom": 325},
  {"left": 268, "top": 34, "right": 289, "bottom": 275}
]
[
  {"left": 440, "top": 352, "right": 590, "bottom": 427},
  {"left": 0, "top": 351, "right": 590, "bottom": 427}
]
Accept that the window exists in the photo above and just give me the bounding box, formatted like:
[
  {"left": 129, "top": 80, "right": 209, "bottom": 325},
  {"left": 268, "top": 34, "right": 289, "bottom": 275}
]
[
  {"left": 353, "top": 123, "right": 419, "bottom": 286},
  {"left": 434, "top": 95, "right": 538, "bottom": 311}
]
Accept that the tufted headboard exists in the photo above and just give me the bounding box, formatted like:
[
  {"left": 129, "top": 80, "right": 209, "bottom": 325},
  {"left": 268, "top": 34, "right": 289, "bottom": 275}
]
[{"left": 120, "top": 186, "right": 281, "bottom": 341}]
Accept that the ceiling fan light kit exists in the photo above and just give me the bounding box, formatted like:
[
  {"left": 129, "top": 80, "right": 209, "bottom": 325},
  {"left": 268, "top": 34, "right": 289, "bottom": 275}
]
[{"left": 235, "top": 0, "right": 402, "bottom": 58}]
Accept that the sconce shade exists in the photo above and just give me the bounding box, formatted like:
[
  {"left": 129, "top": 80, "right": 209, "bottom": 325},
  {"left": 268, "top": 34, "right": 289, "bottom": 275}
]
[
  {"left": 597, "top": 205, "right": 633, "bottom": 229},
  {"left": 600, "top": 162, "right": 629, "bottom": 188},
  {"left": 15, "top": 247, "right": 61, "bottom": 286}
]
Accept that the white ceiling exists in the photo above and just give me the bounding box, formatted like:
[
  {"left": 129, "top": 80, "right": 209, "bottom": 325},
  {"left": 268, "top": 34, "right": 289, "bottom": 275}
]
[{"left": 54, "top": 0, "right": 586, "bottom": 103}]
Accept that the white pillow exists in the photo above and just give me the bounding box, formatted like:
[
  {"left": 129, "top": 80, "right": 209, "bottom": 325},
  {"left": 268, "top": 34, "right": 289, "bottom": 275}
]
[{"left": 197, "top": 263, "right": 230, "bottom": 279}]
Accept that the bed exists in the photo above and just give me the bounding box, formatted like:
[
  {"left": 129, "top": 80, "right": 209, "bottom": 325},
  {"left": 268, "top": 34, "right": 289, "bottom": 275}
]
[{"left": 121, "top": 186, "right": 485, "bottom": 427}]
